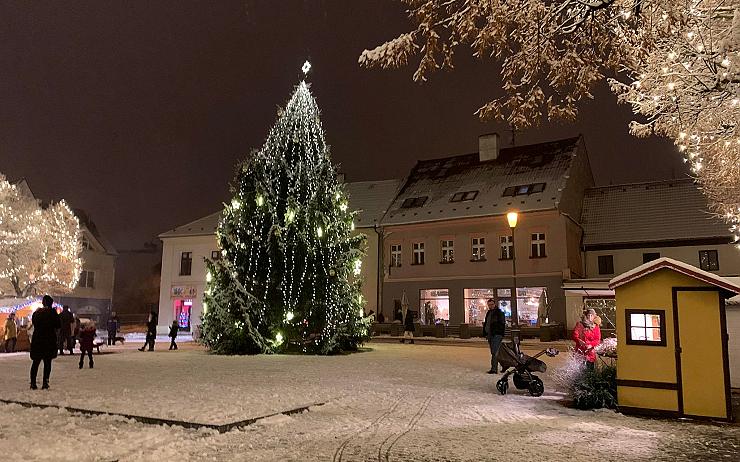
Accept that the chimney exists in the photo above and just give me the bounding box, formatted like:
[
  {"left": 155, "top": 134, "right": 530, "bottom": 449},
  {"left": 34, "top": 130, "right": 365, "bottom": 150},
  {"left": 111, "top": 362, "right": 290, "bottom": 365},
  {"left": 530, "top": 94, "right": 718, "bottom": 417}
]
[{"left": 479, "top": 133, "right": 499, "bottom": 162}]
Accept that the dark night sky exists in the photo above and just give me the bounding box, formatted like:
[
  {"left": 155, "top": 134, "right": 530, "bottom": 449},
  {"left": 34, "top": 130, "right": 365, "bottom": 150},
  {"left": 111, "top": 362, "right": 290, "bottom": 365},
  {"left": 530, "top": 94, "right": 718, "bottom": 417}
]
[{"left": 1, "top": 1, "right": 687, "bottom": 251}]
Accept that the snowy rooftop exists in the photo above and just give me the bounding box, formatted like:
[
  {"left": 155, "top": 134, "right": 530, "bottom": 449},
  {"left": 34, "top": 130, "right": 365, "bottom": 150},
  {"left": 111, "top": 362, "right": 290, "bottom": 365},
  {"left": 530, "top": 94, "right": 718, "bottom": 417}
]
[
  {"left": 344, "top": 179, "right": 402, "bottom": 228},
  {"left": 159, "top": 211, "right": 221, "bottom": 238},
  {"left": 381, "top": 137, "right": 583, "bottom": 226},
  {"left": 581, "top": 178, "right": 730, "bottom": 247},
  {"left": 609, "top": 257, "right": 740, "bottom": 297}
]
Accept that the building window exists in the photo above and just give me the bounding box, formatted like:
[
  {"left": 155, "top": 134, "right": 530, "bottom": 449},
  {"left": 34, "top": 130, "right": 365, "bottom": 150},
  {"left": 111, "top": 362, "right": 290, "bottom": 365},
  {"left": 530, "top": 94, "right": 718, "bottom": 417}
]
[
  {"left": 502, "top": 183, "right": 546, "bottom": 196},
  {"left": 81, "top": 235, "right": 93, "bottom": 250},
  {"left": 471, "top": 237, "right": 486, "bottom": 261},
  {"left": 420, "top": 289, "right": 449, "bottom": 324},
  {"left": 515, "top": 287, "right": 547, "bottom": 326},
  {"left": 531, "top": 233, "right": 546, "bottom": 258},
  {"left": 78, "top": 270, "right": 95, "bottom": 289},
  {"left": 626, "top": 309, "right": 666, "bottom": 346},
  {"left": 440, "top": 240, "right": 454, "bottom": 263},
  {"left": 180, "top": 252, "right": 192, "bottom": 276},
  {"left": 390, "top": 244, "right": 402, "bottom": 267},
  {"left": 598, "top": 255, "right": 614, "bottom": 275},
  {"left": 499, "top": 235, "right": 513, "bottom": 260},
  {"left": 496, "top": 288, "right": 513, "bottom": 318},
  {"left": 464, "top": 288, "right": 494, "bottom": 325},
  {"left": 643, "top": 252, "right": 660, "bottom": 263},
  {"left": 699, "top": 250, "right": 719, "bottom": 271},
  {"left": 450, "top": 190, "right": 479, "bottom": 202},
  {"left": 211, "top": 250, "right": 221, "bottom": 260},
  {"left": 412, "top": 242, "right": 425, "bottom": 265},
  {"left": 401, "top": 196, "right": 428, "bottom": 208}
]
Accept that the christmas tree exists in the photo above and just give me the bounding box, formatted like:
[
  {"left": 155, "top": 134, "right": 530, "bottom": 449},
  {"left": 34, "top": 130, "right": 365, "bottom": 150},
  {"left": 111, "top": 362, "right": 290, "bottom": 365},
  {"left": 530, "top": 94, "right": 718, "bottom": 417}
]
[{"left": 201, "top": 64, "right": 370, "bottom": 355}]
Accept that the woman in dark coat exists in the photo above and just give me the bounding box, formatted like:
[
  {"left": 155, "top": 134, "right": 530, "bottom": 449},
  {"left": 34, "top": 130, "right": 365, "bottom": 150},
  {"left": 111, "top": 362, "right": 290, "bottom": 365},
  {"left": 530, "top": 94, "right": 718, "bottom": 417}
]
[
  {"left": 139, "top": 311, "right": 158, "bottom": 351},
  {"left": 401, "top": 309, "right": 415, "bottom": 344},
  {"left": 30, "top": 295, "right": 61, "bottom": 390}
]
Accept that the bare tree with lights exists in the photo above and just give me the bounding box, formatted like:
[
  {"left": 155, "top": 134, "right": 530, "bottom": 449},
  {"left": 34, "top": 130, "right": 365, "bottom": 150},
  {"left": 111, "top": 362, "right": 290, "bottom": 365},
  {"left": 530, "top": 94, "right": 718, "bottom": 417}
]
[
  {"left": 201, "top": 63, "right": 370, "bottom": 355},
  {"left": 0, "top": 174, "right": 83, "bottom": 297},
  {"left": 360, "top": 1, "right": 740, "bottom": 236}
]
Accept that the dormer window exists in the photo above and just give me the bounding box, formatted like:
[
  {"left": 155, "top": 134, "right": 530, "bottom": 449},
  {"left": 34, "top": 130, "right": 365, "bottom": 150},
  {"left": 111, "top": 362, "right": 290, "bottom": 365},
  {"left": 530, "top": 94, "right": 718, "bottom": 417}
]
[
  {"left": 401, "top": 196, "right": 428, "bottom": 208},
  {"left": 502, "top": 183, "right": 546, "bottom": 197},
  {"left": 450, "top": 191, "right": 479, "bottom": 202},
  {"left": 81, "top": 235, "right": 93, "bottom": 250}
]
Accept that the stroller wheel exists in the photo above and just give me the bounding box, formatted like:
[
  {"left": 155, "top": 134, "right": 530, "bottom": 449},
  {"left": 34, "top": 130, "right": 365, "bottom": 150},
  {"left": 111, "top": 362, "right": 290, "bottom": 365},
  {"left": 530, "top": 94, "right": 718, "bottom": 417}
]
[
  {"left": 496, "top": 378, "right": 509, "bottom": 395},
  {"left": 528, "top": 376, "right": 544, "bottom": 397}
]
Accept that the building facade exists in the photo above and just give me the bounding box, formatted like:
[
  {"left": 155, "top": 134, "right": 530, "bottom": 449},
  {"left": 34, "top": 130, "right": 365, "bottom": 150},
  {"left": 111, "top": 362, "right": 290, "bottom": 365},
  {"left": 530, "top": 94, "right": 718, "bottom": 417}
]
[{"left": 380, "top": 134, "right": 595, "bottom": 327}]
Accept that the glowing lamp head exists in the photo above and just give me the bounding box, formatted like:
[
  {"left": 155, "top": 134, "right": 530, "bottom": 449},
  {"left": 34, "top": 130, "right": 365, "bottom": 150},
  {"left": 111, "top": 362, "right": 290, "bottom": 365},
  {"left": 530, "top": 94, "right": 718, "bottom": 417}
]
[{"left": 506, "top": 211, "right": 518, "bottom": 228}]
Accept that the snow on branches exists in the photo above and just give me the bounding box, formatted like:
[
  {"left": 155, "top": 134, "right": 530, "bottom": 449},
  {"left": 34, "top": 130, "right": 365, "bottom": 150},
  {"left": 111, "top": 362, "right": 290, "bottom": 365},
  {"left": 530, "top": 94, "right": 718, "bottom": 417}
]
[
  {"left": 0, "top": 175, "right": 83, "bottom": 297},
  {"left": 361, "top": 0, "right": 740, "bottom": 232}
]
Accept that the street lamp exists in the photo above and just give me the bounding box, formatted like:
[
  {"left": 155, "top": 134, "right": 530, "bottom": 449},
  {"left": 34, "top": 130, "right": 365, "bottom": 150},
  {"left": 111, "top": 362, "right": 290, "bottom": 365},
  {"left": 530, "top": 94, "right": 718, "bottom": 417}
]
[{"left": 506, "top": 212, "right": 518, "bottom": 327}]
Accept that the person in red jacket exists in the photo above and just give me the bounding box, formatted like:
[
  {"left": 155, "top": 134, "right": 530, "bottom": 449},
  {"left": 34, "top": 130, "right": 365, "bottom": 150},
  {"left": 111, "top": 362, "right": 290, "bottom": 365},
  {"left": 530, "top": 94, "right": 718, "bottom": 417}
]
[
  {"left": 572, "top": 308, "right": 601, "bottom": 370},
  {"left": 78, "top": 322, "right": 96, "bottom": 369}
]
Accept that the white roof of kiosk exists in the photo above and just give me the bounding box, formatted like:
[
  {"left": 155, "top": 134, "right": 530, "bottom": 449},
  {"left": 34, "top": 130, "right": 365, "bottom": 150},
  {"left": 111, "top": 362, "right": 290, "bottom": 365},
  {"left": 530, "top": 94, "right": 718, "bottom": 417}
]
[{"left": 608, "top": 257, "right": 740, "bottom": 298}]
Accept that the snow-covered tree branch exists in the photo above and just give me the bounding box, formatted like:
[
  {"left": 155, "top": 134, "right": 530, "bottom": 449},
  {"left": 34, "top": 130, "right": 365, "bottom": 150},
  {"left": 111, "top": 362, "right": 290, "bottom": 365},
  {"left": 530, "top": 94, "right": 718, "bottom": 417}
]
[
  {"left": 0, "top": 174, "right": 83, "bottom": 297},
  {"left": 360, "top": 0, "right": 740, "bottom": 234}
]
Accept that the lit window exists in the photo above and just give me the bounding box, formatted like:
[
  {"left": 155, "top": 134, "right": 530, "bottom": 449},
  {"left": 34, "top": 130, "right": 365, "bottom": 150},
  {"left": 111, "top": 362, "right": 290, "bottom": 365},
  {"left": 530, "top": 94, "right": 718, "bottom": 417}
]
[
  {"left": 211, "top": 250, "right": 220, "bottom": 260},
  {"left": 471, "top": 237, "right": 486, "bottom": 261},
  {"left": 699, "top": 250, "right": 719, "bottom": 271},
  {"left": 516, "top": 185, "right": 530, "bottom": 195},
  {"left": 390, "top": 244, "right": 402, "bottom": 267},
  {"left": 531, "top": 233, "right": 546, "bottom": 258},
  {"left": 500, "top": 235, "right": 513, "bottom": 260},
  {"left": 464, "top": 288, "right": 494, "bottom": 325},
  {"left": 626, "top": 310, "right": 666, "bottom": 346},
  {"left": 412, "top": 242, "right": 425, "bottom": 265},
  {"left": 420, "top": 289, "right": 449, "bottom": 324},
  {"left": 440, "top": 240, "right": 454, "bottom": 263}
]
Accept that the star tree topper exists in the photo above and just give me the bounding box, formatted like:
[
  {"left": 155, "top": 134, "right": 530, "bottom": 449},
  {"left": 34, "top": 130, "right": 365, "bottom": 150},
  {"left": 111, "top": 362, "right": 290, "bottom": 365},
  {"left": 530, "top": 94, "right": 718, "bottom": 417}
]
[{"left": 302, "top": 60, "right": 311, "bottom": 75}]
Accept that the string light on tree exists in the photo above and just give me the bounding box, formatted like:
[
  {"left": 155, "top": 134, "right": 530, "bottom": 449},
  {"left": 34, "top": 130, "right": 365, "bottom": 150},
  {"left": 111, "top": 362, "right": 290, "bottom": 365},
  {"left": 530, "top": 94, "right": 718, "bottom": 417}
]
[{"left": 200, "top": 63, "right": 370, "bottom": 355}]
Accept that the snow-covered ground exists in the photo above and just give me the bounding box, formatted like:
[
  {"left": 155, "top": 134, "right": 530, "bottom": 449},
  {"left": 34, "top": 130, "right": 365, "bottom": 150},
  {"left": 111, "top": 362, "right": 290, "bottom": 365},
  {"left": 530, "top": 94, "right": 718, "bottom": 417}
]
[{"left": 0, "top": 341, "right": 737, "bottom": 461}]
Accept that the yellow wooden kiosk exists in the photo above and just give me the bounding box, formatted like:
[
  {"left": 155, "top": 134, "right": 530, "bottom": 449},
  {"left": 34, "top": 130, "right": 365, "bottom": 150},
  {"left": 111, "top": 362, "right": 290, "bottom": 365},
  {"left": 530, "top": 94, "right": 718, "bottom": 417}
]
[{"left": 609, "top": 257, "right": 739, "bottom": 421}]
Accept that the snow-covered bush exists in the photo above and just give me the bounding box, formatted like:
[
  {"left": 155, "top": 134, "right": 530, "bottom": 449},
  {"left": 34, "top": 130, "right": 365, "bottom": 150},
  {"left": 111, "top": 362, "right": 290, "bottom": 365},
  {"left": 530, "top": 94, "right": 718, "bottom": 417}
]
[{"left": 552, "top": 349, "right": 618, "bottom": 410}]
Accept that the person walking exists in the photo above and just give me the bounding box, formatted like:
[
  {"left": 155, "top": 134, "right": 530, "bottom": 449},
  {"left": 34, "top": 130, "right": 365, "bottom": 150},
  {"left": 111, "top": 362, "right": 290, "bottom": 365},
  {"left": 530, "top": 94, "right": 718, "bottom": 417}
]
[
  {"left": 572, "top": 308, "right": 602, "bottom": 370},
  {"left": 4, "top": 312, "right": 18, "bottom": 353},
  {"left": 58, "top": 305, "right": 74, "bottom": 355},
  {"left": 138, "top": 311, "right": 158, "bottom": 351},
  {"left": 107, "top": 312, "right": 120, "bottom": 346},
  {"left": 78, "top": 322, "right": 96, "bottom": 369},
  {"left": 401, "top": 308, "right": 415, "bottom": 344},
  {"left": 482, "top": 298, "right": 506, "bottom": 374},
  {"left": 30, "top": 295, "right": 61, "bottom": 390},
  {"left": 168, "top": 320, "right": 179, "bottom": 350}
]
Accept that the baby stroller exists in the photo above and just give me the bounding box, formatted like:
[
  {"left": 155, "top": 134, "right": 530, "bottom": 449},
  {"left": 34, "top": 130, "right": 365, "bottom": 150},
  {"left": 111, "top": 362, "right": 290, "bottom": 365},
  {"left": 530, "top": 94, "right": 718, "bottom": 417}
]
[{"left": 495, "top": 335, "right": 558, "bottom": 397}]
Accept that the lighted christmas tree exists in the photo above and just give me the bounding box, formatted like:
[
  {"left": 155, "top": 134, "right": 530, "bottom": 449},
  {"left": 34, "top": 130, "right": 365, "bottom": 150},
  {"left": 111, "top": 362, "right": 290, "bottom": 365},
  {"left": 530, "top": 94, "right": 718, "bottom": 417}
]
[{"left": 201, "top": 63, "right": 369, "bottom": 355}]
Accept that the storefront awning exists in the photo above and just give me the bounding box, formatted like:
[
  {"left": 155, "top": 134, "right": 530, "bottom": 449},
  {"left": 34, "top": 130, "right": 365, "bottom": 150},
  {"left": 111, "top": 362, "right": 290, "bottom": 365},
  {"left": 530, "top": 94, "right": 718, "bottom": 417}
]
[{"left": 562, "top": 280, "right": 614, "bottom": 297}]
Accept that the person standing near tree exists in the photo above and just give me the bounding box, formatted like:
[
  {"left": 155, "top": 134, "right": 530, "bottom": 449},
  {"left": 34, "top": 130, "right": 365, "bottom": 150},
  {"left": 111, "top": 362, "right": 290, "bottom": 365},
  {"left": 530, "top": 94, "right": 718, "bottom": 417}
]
[
  {"left": 168, "top": 320, "right": 179, "bottom": 350},
  {"left": 482, "top": 298, "right": 506, "bottom": 374},
  {"left": 572, "top": 308, "right": 601, "bottom": 370},
  {"left": 107, "top": 312, "right": 120, "bottom": 346},
  {"left": 30, "top": 295, "right": 61, "bottom": 390},
  {"left": 4, "top": 312, "right": 18, "bottom": 353},
  {"left": 58, "top": 305, "right": 74, "bottom": 355},
  {"left": 139, "top": 311, "right": 158, "bottom": 351}
]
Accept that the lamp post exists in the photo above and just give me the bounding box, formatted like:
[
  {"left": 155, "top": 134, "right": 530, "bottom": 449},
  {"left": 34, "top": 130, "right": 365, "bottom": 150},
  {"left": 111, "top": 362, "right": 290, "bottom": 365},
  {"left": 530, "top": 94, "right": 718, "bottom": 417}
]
[{"left": 506, "top": 211, "right": 518, "bottom": 327}]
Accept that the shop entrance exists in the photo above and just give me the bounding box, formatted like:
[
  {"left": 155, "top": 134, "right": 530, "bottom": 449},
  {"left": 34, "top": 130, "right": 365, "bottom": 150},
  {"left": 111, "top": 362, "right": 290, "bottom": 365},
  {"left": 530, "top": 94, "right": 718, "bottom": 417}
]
[{"left": 174, "top": 299, "right": 193, "bottom": 331}]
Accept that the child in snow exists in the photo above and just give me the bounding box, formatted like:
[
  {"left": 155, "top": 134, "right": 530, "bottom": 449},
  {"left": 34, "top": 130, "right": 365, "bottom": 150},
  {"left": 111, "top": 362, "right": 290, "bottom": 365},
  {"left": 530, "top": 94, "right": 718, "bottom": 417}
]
[
  {"left": 168, "top": 320, "right": 179, "bottom": 350},
  {"left": 78, "top": 322, "right": 96, "bottom": 369}
]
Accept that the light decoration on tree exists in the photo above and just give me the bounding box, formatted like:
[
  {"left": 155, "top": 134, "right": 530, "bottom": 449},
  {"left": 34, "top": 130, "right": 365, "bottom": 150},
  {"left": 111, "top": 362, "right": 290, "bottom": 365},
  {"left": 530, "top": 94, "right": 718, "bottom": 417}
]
[
  {"left": 361, "top": 0, "right": 740, "bottom": 233},
  {"left": 0, "top": 174, "right": 83, "bottom": 297},
  {"left": 200, "top": 63, "right": 370, "bottom": 354}
]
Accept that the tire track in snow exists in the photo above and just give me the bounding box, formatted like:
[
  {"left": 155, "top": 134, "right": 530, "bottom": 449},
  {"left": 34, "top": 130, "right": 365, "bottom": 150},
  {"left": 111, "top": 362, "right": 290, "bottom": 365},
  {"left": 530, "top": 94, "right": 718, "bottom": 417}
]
[
  {"left": 333, "top": 396, "right": 403, "bottom": 462},
  {"left": 378, "top": 395, "right": 433, "bottom": 462}
]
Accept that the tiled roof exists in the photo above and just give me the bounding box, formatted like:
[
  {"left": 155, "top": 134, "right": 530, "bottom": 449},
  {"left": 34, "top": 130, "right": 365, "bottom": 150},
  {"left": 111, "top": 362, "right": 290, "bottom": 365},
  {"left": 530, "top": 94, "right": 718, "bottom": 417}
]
[
  {"left": 380, "top": 137, "right": 581, "bottom": 226},
  {"left": 159, "top": 180, "right": 402, "bottom": 238},
  {"left": 344, "top": 179, "right": 402, "bottom": 228},
  {"left": 582, "top": 179, "right": 730, "bottom": 246}
]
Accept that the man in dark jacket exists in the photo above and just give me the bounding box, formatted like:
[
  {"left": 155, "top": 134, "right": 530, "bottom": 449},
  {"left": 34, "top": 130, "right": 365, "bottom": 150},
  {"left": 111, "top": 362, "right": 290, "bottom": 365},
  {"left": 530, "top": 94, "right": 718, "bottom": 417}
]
[
  {"left": 107, "top": 312, "right": 120, "bottom": 345},
  {"left": 30, "top": 295, "right": 61, "bottom": 389},
  {"left": 138, "top": 311, "right": 158, "bottom": 351},
  {"left": 58, "top": 305, "right": 74, "bottom": 355},
  {"left": 482, "top": 298, "right": 506, "bottom": 374}
]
